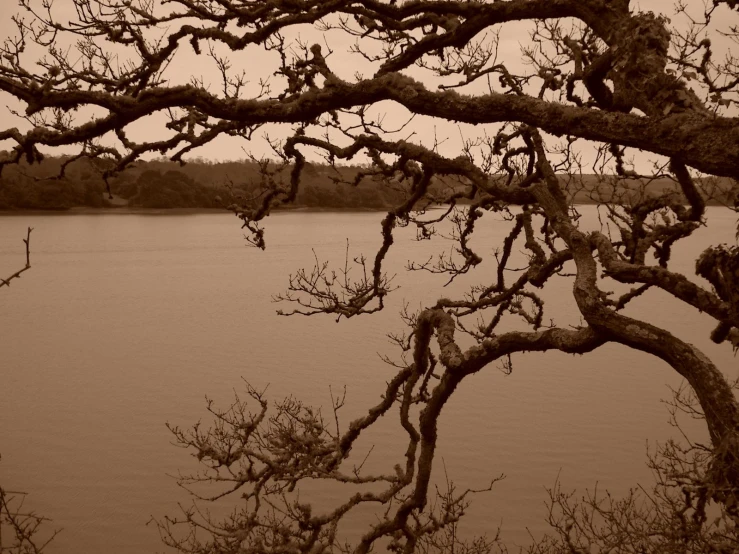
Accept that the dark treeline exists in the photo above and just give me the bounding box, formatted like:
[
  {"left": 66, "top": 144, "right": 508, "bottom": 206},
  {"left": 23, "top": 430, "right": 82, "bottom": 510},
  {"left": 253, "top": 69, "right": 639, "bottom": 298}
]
[
  {"left": 0, "top": 154, "right": 736, "bottom": 211},
  {"left": 0, "top": 155, "right": 421, "bottom": 210}
]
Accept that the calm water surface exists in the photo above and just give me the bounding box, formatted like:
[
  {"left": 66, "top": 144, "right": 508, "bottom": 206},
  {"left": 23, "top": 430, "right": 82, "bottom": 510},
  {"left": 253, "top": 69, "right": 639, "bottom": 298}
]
[{"left": 0, "top": 208, "right": 736, "bottom": 553}]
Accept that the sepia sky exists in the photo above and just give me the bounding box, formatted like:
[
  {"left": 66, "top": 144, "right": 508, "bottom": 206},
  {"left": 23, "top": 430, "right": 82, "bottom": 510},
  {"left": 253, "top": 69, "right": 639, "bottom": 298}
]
[{"left": 0, "top": 0, "right": 730, "bottom": 171}]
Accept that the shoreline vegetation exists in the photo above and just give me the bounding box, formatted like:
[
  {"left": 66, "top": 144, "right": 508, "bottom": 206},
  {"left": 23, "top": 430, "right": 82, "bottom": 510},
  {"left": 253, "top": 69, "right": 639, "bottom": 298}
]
[
  {"left": 0, "top": 206, "right": 384, "bottom": 215},
  {"left": 1, "top": 154, "right": 736, "bottom": 213}
]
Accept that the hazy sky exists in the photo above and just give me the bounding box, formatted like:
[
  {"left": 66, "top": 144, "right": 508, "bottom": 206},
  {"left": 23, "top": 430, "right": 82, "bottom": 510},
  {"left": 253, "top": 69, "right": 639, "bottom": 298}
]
[{"left": 0, "top": 0, "right": 729, "bottom": 172}]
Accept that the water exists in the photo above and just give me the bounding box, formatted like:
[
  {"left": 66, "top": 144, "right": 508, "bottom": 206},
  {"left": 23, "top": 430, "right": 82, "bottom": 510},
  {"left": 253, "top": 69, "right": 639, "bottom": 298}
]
[{"left": 0, "top": 207, "right": 736, "bottom": 553}]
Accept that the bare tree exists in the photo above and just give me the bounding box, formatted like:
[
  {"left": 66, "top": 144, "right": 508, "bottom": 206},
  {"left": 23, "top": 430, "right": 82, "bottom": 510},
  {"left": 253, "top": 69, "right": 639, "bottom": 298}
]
[
  {"left": 0, "top": 469, "right": 59, "bottom": 554},
  {"left": 1, "top": 0, "right": 738, "bottom": 552},
  {"left": 0, "top": 234, "right": 51, "bottom": 553}
]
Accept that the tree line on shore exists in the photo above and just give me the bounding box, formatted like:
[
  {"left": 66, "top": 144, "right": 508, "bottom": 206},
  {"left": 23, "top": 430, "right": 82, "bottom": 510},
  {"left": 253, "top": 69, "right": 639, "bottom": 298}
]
[
  {"left": 0, "top": 155, "right": 421, "bottom": 210},
  {"left": 0, "top": 153, "right": 735, "bottom": 211}
]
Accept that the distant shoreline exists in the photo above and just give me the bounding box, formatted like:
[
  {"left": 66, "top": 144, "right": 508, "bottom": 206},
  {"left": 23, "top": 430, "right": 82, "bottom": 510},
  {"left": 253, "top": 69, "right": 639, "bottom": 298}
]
[
  {"left": 3, "top": 155, "right": 735, "bottom": 213},
  {"left": 0, "top": 205, "right": 391, "bottom": 216},
  {"left": 0, "top": 207, "right": 229, "bottom": 216},
  {"left": 0, "top": 199, "right": 730, "bottom": 216}
]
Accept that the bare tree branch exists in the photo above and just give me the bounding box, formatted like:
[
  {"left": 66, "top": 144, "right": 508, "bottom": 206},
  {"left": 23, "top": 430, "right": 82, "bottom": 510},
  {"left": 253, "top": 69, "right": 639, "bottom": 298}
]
[{"left": 0, "top": 228, "right": 33, "bottom": 289}]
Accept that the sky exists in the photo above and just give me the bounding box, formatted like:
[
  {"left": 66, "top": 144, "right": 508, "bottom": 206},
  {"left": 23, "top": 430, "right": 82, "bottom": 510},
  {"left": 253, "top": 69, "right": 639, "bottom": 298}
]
[{"left": 0, "top": 0, "right": 732, "bottom": 172}]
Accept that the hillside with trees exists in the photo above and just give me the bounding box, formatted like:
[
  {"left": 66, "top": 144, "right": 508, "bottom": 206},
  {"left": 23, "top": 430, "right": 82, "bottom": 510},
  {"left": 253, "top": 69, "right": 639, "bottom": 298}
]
[
  {"left": 1, "top": 154, "right": 736, "bottom": 211},
  {"left": 0, "top": 155, "right": 415, "bottom": 210}
]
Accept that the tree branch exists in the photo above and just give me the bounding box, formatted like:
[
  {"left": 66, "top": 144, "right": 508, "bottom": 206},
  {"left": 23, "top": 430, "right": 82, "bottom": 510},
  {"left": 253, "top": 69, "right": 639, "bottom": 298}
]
[{"left": 0, "top": 227, "right": 33, "bottom": 289}]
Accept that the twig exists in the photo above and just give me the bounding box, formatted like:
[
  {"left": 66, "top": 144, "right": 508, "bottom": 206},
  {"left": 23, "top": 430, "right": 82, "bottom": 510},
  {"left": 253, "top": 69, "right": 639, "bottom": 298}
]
[{"left": 0, "top": 227, "right": 33, "bottom": 289}]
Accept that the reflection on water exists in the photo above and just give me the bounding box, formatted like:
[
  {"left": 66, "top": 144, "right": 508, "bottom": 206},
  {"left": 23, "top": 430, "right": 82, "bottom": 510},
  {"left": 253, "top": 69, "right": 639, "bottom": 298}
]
[{"left": 0, "top": 207, "right": 735, "bottom": 553}]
